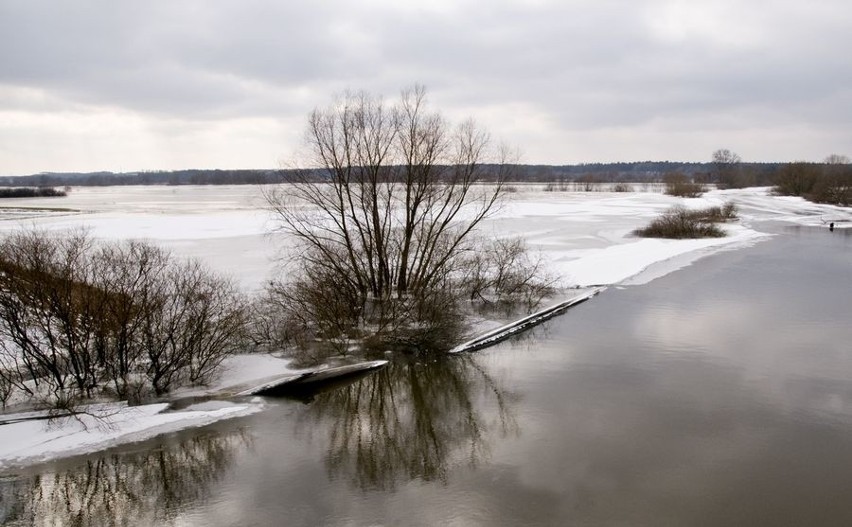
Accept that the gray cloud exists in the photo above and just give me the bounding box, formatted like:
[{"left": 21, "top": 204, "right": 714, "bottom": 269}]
[{"left": 1, "top": 0, "right": 851, "bottom": 173}]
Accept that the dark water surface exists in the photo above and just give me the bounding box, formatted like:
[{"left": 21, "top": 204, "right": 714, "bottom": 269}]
[{"left": 2, "top": 226, "right": 851, "bottom": 526}]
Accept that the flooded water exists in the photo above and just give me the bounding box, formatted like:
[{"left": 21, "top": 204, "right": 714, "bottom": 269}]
[{"left": 2, "top": 225, "right": 851, "bottom": 526}]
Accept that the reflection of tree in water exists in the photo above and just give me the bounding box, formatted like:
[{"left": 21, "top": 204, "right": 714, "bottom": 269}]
[
  {"left": 0, "top": 429, "right": 251, "bottom": 527},
  {"left": 302, "top": 355, "right": 517, "bottom": 491}
]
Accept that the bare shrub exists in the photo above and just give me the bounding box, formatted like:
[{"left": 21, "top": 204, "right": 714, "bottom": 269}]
[
  {"left": 680, "top": 202, "right": 738, "bottom": 223},
  {"left": 722, "top": 201, "right": 738, "bottom": 219},
  {"left": 821, "top": 155, "right": 852, "bottom": 206},
  {"left": 544, "top": 179, "right": 569, "bottom": 192},
  {"left": 775, "top": 159, "right": 852, "bottom": 206},
  {"left": 363, "top": 285, "right": 466, "bottom": 353},
  {"left": 810, "top": 169, "right": 851, "bottom": 206},
  {"left": 92, "top": 241, "right": 170, "bottom": 397},
  {"left": 0, "top": 366, "right": 13, "bottom": 408},
  {"left": 178, "top": 264, "right": 247, "bottom": 385},
  {"left": 462, "top": 237, "right": 557, "bottom": 313},
  {"left": 0, "top": 229, "right": 102, "bottom": 397},
  {"left": 0, "top": 229, "right": 247, "bottom": 406},
  {"left": 0, "top": 338, "right": 36, "bottom": 402},
  {"left": 663, "top": 172, "right": 705, "bottom": 197},
  {"left": 634, "top": 206, "right": 727, "bottom": 239},
  {"left": 774, "top": 162, "right": 820, "bottom": 197},
  {"left": 140, "top": 260, "right": 247, "bottom": 395},
  {"left": 246, "top": 286, "right": 302, "bottom": 355},
  {"left": 578, "top": 175, "right": 601, "bottom": 192},
  {"left": 253, "top": 267, "right": 364, "bottom": 363},
  {"left": 612, "top": 182, "right": 633, "bottom": 193},
  {"left": 258, "top": 268, "right": 467, "bottom": 360}
]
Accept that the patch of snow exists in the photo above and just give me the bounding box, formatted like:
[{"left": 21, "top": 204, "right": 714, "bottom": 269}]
[
  {"left": 549, "top": 225, "right": 770, "bottom": 287},
  {"left": 0, "top": 400, "right": 262, "bottom": 470},
  {"left": 201, "top": 353, "right": 309, "bottom": 394}
]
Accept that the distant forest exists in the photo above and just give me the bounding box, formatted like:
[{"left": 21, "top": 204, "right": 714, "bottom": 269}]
[{"left": 0, "top": 162, "right": 786, "bottom": 187}]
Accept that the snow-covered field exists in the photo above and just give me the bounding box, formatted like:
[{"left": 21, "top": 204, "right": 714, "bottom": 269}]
[
  {"left": 1, "top": 184, "right": 849, "bottom": 470},
  {"left": 2, "top": 184, "right": 849, "bottom": 290},
  {"left": 3, "top": 184, "right": 848, "bottom": 291}
]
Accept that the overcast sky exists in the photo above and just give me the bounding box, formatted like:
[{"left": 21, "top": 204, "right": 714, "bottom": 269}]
[{"left": 1, "top": 0, "right": 850, "bottom": 175}]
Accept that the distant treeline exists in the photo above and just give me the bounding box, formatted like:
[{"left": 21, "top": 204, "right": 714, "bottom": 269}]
[
  {"left": 0, "top": 169, "right": 288, "bottom": 187},
  {"left": 0, "top": 163, "right": 787, "bottom": 187},
  {"left": 0, "top": 161, "right": 848, "bottom": 204},
  {"left": 0, "top": 187, "right": 67, "bottom": 198},
  {"left": 773, "top": 162, "right": 851, "bottom": 206}
]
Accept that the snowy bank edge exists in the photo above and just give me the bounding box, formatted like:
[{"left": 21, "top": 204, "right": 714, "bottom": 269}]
[
  {"left": 553, "top": 225, "right": 773, "bottom": 288},
  {"left": 0, "top": 401, "right": 263, "bottom": 472}
]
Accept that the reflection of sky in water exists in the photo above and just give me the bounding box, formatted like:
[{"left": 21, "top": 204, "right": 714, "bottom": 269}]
[
  {"left": 4, "top": 226, "right": 852, "bottom": 526},
  {"left": 488, "top": 226, "right": 852, "bottom": 525}
]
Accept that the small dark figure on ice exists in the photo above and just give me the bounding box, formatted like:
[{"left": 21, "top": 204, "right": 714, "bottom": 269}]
[{"left": 829, "top": 222, "right": 835, "bottom": 232}]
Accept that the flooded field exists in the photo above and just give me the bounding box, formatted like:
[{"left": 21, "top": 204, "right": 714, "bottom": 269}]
[{"left": 2, "top": 224, "right": 850, "bottom": 525}]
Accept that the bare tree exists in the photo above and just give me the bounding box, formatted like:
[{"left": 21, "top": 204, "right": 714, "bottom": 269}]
[
  {"left": 712, "top": 148, "right": 747, "bottom": 188},
  {"left": 265, "top": 86, "right": 518, "bottom": 351}
]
